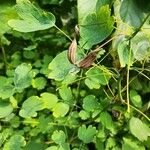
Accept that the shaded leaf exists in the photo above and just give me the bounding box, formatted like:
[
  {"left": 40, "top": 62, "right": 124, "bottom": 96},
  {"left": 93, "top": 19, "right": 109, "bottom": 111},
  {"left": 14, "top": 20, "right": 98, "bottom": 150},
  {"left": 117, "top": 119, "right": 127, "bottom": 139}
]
[
  {"left": 100, "top": 111, "right": 116, "bottom": 134},
  {"left": 129, "top": 117, "right": 150, "bottom": 141},
  {"left": 78, "top": 125, "right": 97, "bottom": 143},
  {"left": 59, "top": 86, "right": 74, "bottom": 104},
  {"left": 120, "top": 0, "right": 144, "bottom": 28},
  {"left": 8, "top": 0, "right": 56, "bottom": 32},
  {"left": 130, "top": 90, "right": 142, "bottom": 108},
  {"left": 83, "top": 95, "right": 99, "bottom": 112}
]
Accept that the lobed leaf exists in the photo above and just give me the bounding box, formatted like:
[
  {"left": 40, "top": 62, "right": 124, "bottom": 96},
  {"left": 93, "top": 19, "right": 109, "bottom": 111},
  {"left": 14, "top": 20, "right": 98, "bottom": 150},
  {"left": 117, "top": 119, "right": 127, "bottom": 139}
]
[
  {"left": 19, "top": 96, "right": 45, "bottom": 118},
  {"left": 48, "top": 51, "right": 79, "bottom": 81},
  {"left": 129, "top": 117, "right": 150, "bottom": 141},
  {"left": 79, "top": 5, "right": 114, "bottom": 49},
  {"left": 78, "top": 125, "right": 97, "bottom": 143},
  {"left": 8, "top": 0, "right": 56, "bottom": 32},
  {"left": 85, "top": 66, "right": 112, "bottom": 89}
]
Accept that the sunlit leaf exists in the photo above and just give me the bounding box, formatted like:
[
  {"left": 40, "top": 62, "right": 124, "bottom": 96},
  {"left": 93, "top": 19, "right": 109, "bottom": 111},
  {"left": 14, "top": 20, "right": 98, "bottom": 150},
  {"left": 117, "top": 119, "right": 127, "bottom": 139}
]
[
  {"left": 14, "top": 63, "right": 34, "bottom": 90},
  {"left": 52, "top": 102, "right": 69, "bottom": 118},
  {"left": 51, "top": 130, "right": 66, "bottom": 144},
  {"left": 129, "top": 117, "right": 150, "bottom": 141},
  {"left": 79, "top": 5, "right": 114, "bottom": 49},
  {"left": 48, "top": 51, "right": 79, "bottom": 81},
  {"left": 32, "top": 77, "right": 47, "bottom": 90},
  {"left": 122, "top": 137, "right": 145, "bottom": 150},
  {"left": 19, "top": 96, "right": 45, "bottom": 118},
  {"left": 8, "top": 0, "right": 56, "bottom": 32},
  {"left": 117, "top": 40, "right": 133, "bottom": 67},
  {"left": 40, "top": 92, "right": 58, "bottom": 109},
  {"left": 3, "top": 134, "right": 26, "bottom": 150},
  {"left": 0, "top": 101, "right": 13, "bottom": 118},
  {"left": 85, "top": 66, "right": 112, "bottom": 89}
]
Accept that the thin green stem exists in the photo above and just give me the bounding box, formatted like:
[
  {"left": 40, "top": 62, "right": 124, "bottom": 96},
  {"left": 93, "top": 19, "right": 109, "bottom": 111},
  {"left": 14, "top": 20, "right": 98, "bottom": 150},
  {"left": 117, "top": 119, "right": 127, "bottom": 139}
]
[
  {"left": 54, "top": 25, "right": 72, "bottom": 41},
  {"left": 123, "top": 101, "right": 150, "bottom": 122},
  {"left": 126, "top": 41, "right": 132, "bottom": 113},
  {"left": 0, "top": 44, "right": 7, "bottom": 70},
  {"left": 129, "top": 13, "right": 150, "bottom": 40}
]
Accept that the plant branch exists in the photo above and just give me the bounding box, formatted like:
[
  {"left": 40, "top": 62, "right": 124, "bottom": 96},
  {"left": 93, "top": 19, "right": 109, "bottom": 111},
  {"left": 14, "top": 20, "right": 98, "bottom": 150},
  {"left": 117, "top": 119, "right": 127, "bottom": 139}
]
[
  {"left": 129, "top": 13, "right": 150, "bottom": 40},
  {"left": 54, "top": 25, "right": 72, "bottom": 41}
]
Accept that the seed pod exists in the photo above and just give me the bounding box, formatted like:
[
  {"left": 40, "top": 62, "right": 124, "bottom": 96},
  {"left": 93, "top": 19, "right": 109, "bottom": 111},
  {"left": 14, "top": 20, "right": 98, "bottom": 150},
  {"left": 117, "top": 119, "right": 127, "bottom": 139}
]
[
  {"left": 78, "top": 50, "right": 99, "bottom": 68},
  {"left": 67, "top": 38, "right": 77, "bottom": 64}
]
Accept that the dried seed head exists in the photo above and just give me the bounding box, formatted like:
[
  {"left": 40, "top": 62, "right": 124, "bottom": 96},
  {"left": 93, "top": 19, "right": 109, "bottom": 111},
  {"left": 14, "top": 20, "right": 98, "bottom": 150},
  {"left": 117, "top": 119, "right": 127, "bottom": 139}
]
[{"left": 67, "top": 38, "right": 77, "bottom": 64}]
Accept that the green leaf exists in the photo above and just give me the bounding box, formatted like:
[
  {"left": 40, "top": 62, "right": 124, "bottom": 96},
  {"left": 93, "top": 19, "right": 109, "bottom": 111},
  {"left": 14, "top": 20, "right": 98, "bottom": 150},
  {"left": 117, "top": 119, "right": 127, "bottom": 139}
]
[
  {"left": 120, "top": 0, "right": 144, "bottom": 28},
  {"left": 85, "top": 66, "right": 112, "bottom": 89},
  {"left": 77, "top": 0, "right": 97, "bottom": 23},
  {"left": 100, "top": 111, "right": 116, "bottom": 134},
  {"left": 32, "top": 77, "right": 47, "bottom": 90},
  {"left": 129, "top": 117, "right": 150, "bottom": 141},
  {"left": 40, "top": 92, "right": 58, "bottom": 109},
  {"left": 14, "top": 63, "right": 34, "bottom": 90},
  {"left": 83, "top": 95, "right": 99, "bottom": 112},
  {"left": 3, "top": 134, "right": 26, "bottom": 150},
  {"left": 59, "top": 86, "right": 74, "bottom": 104},
  {"left": 0, "top": 101, "right": 13, "bottom": 118},
  {"left": 122, "top": 137, "right": 145, "bottom": 150},
  {"left": 0, "top": 85, "right": 15, "bottom": 99},
  {"left": 52, "top": 102, "right": 69, "bottom": 118},
  {"left": 51, "top": 130, "right": 66, "bottom": 144},
  {"left": 131, "top": 32, "right": 150, "bottom": 61},
  {"left": 105, "top": 137, "right": 117, "bottom": 150},
  {"left": 0, "top": 3, "right": 18, "bottom": 36},
  {"left": 79, "top": 110, "right": 90, "bottom": 120},
  {"left": 117, "top": 40, "right": 133, "bottom": 67},
  {"left": 46, "top": 146, "right": 58, "bottom": 150},
  {"left": 130, "top": 90, "right": 142, "bottom": 108},
  {"left": 79, "top": 5, "right": 114, "bottom": 49},
  {"left": 48, "top": 51, "right": 79, "bottom": 81},
  {"left": 24, "top": 138, "right": 47, "bottom": 150},
  {"left": 78, "top": 125, "right": 97, "bottom": 143},
  {"left": 8, "top": 0, "right": 56, "bottom": 32},
  {"left": 19, "top": 96, "right": 45, "bottom": 118}
]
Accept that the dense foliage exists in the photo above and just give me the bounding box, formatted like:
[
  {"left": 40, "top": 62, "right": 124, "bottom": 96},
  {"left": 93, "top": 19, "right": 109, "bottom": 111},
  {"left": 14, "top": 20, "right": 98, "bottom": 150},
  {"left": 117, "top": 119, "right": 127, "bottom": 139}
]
[{"left": 0, "top": 0, "right": 150, "bottom": 149}]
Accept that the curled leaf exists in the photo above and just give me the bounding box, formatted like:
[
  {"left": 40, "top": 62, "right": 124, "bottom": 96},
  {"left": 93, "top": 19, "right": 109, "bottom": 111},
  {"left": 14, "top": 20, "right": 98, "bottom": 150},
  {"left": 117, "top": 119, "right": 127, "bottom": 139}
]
[
  {"left": 78, "top": 47, "right": 99, "bottom": 68},
  {"left": 68, "top": 38, "right": 77, "bottom": 64},
  {"left": 75, "top": 25, "right": 80, "bottom": 37}
]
